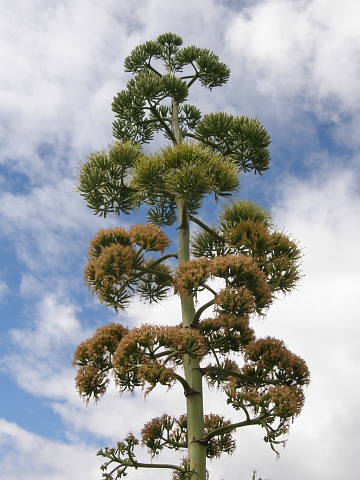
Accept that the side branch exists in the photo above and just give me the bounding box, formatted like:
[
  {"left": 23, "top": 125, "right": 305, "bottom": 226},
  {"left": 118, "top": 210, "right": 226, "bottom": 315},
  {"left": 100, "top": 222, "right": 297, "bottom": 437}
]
[
  {"left": 133, "top": 461, "right": 185, "bottom": 472},
  {"left": 102, "top": 457, "right": 185, "bottom": 477},
  {"left": 185, "top": 71, "right": 200, "bottom": 89},
  {"left": 189, "top": 214, "right": 225, "bottom": 242},
  {"left": 201, "top": 366, "right": 279, "bottom": 385},
  {"left": 191, "top": 298, "right": 215, "bottom": 327},
  {"left": 149, "top": 104, "right": 177, "bottom": 143},
  {"left": 135, "top": 266, "right": 173, "bottom": 281},
  {"left": 150, "top": 252, "right": 178, "bottom": 267},
  {"left": 146, "top": 63, "right": 163, "bottom": 77},
  {"left": 174, "top": 373, "right": 192, "bottom": 393},
  {"left": 200, "top": 416, "right": 264, "bottom": 443}
]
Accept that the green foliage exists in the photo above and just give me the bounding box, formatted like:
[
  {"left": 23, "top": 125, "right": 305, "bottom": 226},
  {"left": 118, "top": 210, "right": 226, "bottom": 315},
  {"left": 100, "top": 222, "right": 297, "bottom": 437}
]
[
  {"left": 77, "top": 142, "right": 141, "bottom": 216},
  {"left": 194, "top": 114, "right": 271, "bottom": 173},
  {"left": 124, "top": 41, "right": 163, "bottom": 73},
  {"left": 134, "top": 143, "right": 239, "bottom": 204},
  {"left": 220, "top": 200, "right": 273, "bottom": 229},
  {"left": 111, "top": 31, "right": 268, "bottom": 176},
  {"left": 78, "top": 141, "right": 240, "bottom": 225},
  {"left": 146, "top": 197, "right": 177, "bottom": 227}
]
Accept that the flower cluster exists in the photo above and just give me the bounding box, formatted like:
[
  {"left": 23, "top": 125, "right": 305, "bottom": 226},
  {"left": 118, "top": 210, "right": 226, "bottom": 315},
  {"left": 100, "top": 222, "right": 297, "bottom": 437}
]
[
  {"left": 200, "top": 315, "right": 255, "bottom": 355},
  {"left": 192, "top": 200, "right": 302, "bottom": 295},
  {"left": 174, "top": 254, "right": 273, "bottom": 324},
  {"left": 113, "top": 324, "right": 207, "bottom": 395},
  {"left": 73, "top": 323, "right": 129, "bottom": 403},
  {"left": 133, "top": 142, "right": 240, "bottom": 210},
  {"left": 243, "top": 337, "right": 310, "bottom": 387},
  {"left": 84, "top": 225, "right": 173, "bottom": 310},
  {"left": 141, "top": 413, "right": 236, "bottom": 460},
  {"left": 221, "top": 337, "right": 310, "bottom": 451},
  {"left": 73, "top": 323, "right": 208, "bottom": 401},
  {"left": 129, "top": 224, "right": 170, "bottom": 252}
]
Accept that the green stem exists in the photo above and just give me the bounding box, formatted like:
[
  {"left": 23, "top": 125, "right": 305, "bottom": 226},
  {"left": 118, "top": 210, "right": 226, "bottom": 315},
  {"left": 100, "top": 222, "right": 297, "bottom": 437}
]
[
  {"left": 189, "top": 214, "right": 225, "bottom": 242},
  {"left": 191, "top": 298, "right": 215, "bottom": 327},
  {"left": 176, "top": 196, "right": 206, "bottom": 480},
  {"left": 172, "top": 99, "right": 183, "bottom": 144}
]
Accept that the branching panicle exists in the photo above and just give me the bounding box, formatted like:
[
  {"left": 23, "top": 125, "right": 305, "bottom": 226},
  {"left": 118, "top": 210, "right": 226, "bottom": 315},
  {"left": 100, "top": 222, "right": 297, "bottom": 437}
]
[
  {"left": 84, "top": 225, "right": 173, "bottom": 310},
  {"left": 74, "top": 32, "right": 309, "bottom": 480},
  {"left": 73, "top": 323, "right": 129, "bottom": 403},
  {"left": 112, "top": 324, "right": 207, "bottom": 395}
]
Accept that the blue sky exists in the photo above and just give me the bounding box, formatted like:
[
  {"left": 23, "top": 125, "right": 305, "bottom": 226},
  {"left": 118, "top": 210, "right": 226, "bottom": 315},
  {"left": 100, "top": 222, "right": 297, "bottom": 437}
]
[{"left": 1, "top": 0, "right": 359, "bottom": 479}]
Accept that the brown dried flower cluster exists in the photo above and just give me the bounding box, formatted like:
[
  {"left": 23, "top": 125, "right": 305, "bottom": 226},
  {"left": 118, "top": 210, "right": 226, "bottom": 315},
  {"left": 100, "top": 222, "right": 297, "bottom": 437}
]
[
  {"left": 112, "top": 324, "right": 207, "bottom": 394},
  {"left": 174, "top": 254, "right": 272, "bottom": 314},
  {"left": 223, "top": 337, "right": 310, "bottom": 423},
  {"left": 200, "top": 315, "right": 255, "bottom": 355},
  {"left": 213, "top": 286, "right": 257, "bottom": 317},
  {"left": 129, "top": 224, "right": 171, "bottom": 252},
  {"left": 87, "top": 227, "right": 132, "bottom": 258},
  {"left": 73, "top": 323, "right": 129, "bottom": 403},
  {"left": 84, "top": 225, "right": 172, "bottom": 309},
  {"left": 243, "top": 337, "right": 310, "bottom": 386},
  {"left": 141, "top": 413, "right": 236, "bottom": 460},
  {"left": 73, "top": 322, "right": 208, "bottom": 400},
  {"left": 203, "top": 413, "right": 236, "bottom": 458},
  {"left": 141, "top": 414, "right": 187, "bottom": 456}
]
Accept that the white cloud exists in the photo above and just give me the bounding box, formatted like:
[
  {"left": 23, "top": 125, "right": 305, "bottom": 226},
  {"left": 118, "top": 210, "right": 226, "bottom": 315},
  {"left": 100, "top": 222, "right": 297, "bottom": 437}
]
[
  {"left": 135, "top": 0, "right": 230, "bottom": 44},
  {"left": 0, "top": 0, "right": 143, "bottom": 180},
  {"left": 225, "top": 0, "right": 360, "bottom": 147},
  {"left": 2, "top": 294, "right": 88, "bottom": 399},
  {"left": 0, "top": 0, "right": 233, "bottom": 184},
  {"left": 0, "top": 419, "right": 102, "bottom": 480},
  {"left": 0, "top": 176, "right": 121, "bottom": 281}
]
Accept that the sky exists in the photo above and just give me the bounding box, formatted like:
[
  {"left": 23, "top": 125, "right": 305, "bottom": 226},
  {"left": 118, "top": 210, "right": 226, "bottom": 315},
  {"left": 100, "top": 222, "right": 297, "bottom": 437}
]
[{"left": 0, "top": 0, "right": 359, "bottom": 479}]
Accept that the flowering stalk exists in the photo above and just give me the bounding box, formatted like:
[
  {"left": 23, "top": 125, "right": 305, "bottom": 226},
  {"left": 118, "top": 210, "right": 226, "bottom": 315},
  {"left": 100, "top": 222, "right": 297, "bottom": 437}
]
[
  {"left": 176, "top": 196, "right": 206, "bottom": 480},
  {"left": 73, "top": 32, "right": 309, "bottom": 480}
]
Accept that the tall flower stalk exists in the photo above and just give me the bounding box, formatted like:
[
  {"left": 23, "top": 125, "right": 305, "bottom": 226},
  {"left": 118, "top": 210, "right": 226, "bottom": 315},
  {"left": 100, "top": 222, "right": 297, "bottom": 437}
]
[{"left": 73, "top": 33, "right": 309, "bottom": 480}]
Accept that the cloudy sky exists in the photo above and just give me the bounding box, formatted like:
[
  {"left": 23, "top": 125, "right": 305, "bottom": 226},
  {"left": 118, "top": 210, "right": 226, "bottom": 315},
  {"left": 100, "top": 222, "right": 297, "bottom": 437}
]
[{"left": 1, "top": 0, "right": 359, "bottom": 479}]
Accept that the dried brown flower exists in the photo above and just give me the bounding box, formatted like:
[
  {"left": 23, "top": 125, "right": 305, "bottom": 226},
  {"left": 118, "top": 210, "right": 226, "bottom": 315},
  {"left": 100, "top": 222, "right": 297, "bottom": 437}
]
[
  {"left": 174, "top": 258, "right": 211, "bottom": 295},
  {"left": 213, "top": 286, "right": 257, "bottom": 317},
  {"left": 73, "top": 323, "right": 129, "bottom": 403},
  {"left": 243, "top": 336, "right": 310, "bottom": 386},
  {"left": 112, "top": 324, "right": 208, "bottom": 394},
  {"left": 200, "top": 314, "right": 255, "bottom": 355},
  {"left": 129, "top": 224, "right": 170, "bottom": 252}
]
